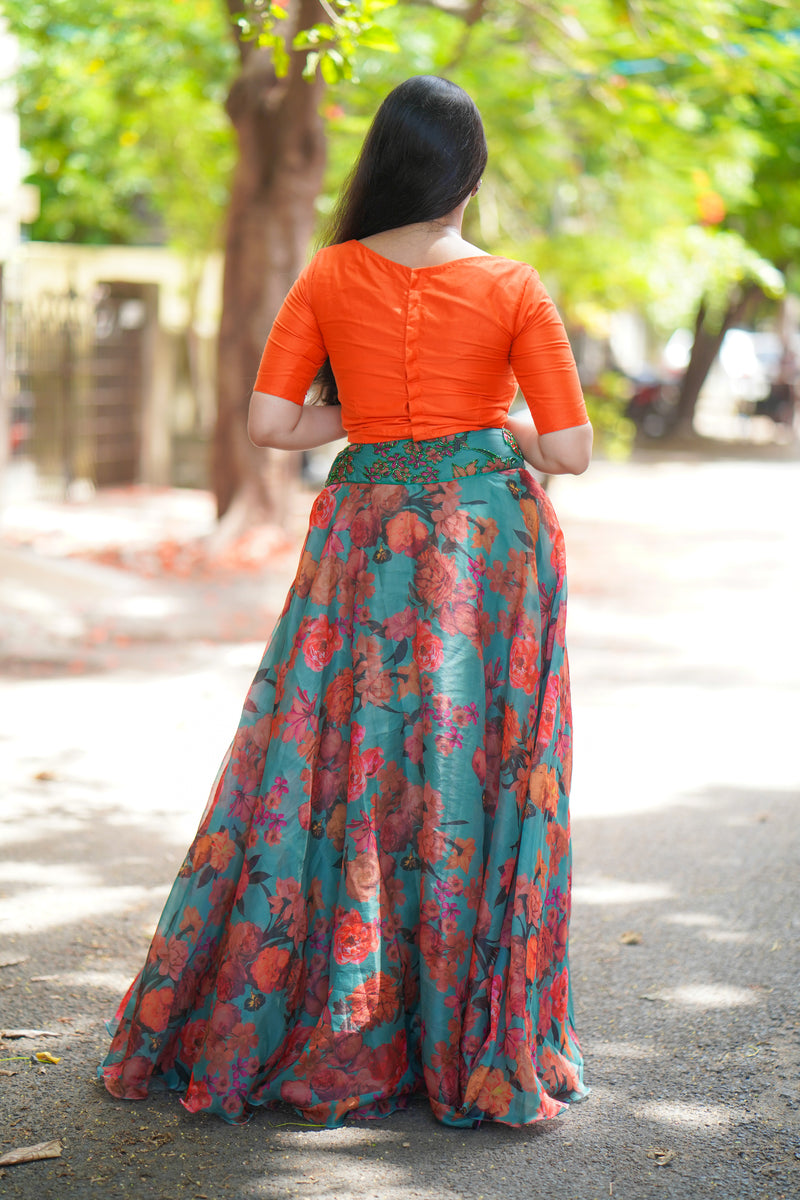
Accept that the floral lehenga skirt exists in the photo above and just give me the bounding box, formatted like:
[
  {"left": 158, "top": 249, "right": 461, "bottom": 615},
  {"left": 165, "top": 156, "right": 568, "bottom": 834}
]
[{"left": 99, "top": 427, "right": 588, "bottom": 1127}]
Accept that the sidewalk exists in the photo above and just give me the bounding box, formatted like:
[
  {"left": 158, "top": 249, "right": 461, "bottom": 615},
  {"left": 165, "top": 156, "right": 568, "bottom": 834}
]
[
  {"left": 0, "top": 485, "right": 306, "bottom": 673},
  {"left": 0, "top": 453, "right": 798, "bottom": 1200}
]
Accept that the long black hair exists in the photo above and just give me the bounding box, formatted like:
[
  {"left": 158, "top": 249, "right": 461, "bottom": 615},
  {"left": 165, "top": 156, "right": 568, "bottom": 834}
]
[{"left": 314, "top": 76, "right": 487, "bottom": 404}]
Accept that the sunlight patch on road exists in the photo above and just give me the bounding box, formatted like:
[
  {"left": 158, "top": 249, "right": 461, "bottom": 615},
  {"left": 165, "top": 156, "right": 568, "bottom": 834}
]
[
  {"left": 588, "top": 1040, "right": 656, "bottom": 1060},
  {"left": 664, "top": 912, "right": 721, "bottom": 927},
  {"left": 0, "top": 876, "right": 167, "bottom": 934},
  {"left": 653, "top": 983, "right": 757, "bottom": 1009},
  {"left": 572, "top": 878, "right": 673, "bottom": 906},
  {"left": 700, "top": 929, "right": 750, "bottom": 944},
  {"left": 640, "top": 1099, "right": 732, "bottom": 1128},
  {"left": 35, "top": 967, "right": 136, "bottom": 993}
]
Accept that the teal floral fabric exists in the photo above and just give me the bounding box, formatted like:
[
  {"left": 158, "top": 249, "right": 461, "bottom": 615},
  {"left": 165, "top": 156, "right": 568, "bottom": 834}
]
[{"left": 100, "top": 428, "right": 588, "bottom": 1127}]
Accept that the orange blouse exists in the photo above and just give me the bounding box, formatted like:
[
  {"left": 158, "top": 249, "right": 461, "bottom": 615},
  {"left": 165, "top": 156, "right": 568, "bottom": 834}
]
[{"left": 254, "top": 240, "right": 587, "bottom": 442}]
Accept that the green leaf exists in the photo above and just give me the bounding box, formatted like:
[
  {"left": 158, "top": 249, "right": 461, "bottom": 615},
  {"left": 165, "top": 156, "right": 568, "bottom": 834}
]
[
  {"left": 302, "top": 50, "right": 320, "bottom": 80},
  {"left": 356, "top": 24, "right": 398, "bottom": 52},
  {"left": 320, "top": 52, "right": 342, "bottom": 85}
]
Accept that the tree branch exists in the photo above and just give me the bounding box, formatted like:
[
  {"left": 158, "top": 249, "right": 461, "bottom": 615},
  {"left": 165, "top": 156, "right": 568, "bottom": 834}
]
[{"left": 225, "top": 0, "right": 255, "bottom": 64}]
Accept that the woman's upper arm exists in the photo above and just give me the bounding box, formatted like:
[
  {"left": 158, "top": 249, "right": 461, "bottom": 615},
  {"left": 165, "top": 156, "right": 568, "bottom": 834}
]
[
  {"left": 253, "top": 263, "right": 328, "bottom": 405},
  {"left": 247, "top": 392, "right": 303, "bottom": 447},
  {"left": 509, "top": 269, "right": 588, "bottom": 435}
]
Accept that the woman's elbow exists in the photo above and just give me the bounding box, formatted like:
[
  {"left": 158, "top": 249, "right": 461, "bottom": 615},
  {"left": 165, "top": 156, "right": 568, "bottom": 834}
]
[
  {"left": 550, "top": 422, "right": 593, "bottom": 474},
  {"left": 247, "top": 393, "right": 269, "bottom": 446},
  {"left": 247, "top": 391, "right": 299, "bottom": 448},
  {"left": 567, "top": 440, "right": 592, "bottom": 475}
]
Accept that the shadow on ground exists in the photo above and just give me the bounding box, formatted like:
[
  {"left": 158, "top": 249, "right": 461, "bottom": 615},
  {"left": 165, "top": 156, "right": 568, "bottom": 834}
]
[{"left": 1, "top": 779, "right": 797, "bottom": 1200}]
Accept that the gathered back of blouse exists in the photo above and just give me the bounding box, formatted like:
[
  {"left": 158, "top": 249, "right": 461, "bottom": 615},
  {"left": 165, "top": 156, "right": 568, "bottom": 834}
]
[{"left": 254, "top": 239, "right": 587, "bottom": 443}]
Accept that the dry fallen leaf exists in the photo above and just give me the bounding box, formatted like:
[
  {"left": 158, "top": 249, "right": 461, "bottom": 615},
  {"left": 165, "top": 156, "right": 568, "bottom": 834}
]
[
  {"left": 0, "top": 1069, "right": 18, "bottom": 1077},
  {"left": 646, "top": 1147, "right": 675, "bottom": 1167},
  {"left": 33, "top": 770, "right": 57, "bottom": 782},
  {"left": 34, "top": 1052, "right": 62, "bottom": 1064},
  {"left": 0, "top": 1140, "right": 63, "bottom": 1167},
  {"left": 0, "top": 1029, "right": 59, "bottom": 1039},
  {"left": 0, "top": 957, "right": 27, "bottom": 970},
  {"left": 619, "top": 930, "right": 643, "bottom": 945}
]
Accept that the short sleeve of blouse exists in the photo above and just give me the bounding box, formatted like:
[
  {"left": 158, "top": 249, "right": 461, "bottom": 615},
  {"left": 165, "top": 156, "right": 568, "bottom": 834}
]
[
  {"left": 509, "top": 269, "right": 588, "bottom": 435},
  {"left": 253, "top": 259, "right": 327, "bottom": 404}
]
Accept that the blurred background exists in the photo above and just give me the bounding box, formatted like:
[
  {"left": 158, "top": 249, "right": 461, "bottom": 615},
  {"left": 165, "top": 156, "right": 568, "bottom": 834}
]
[{"left": 1, "top": 0, "right": 798, "bottom": 536}]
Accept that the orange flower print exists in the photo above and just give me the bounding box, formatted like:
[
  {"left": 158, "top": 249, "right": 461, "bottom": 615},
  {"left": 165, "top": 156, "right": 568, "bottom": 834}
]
[
  {"left": 109, "top": 1055, "right": 151, "bottom": 1098},
  {"left": 138, "top": 987, "right": 173, "bottom": 1032},
  {"left": 538, "top": 1043, "right": 581, "bottom": 1098},
  {"left": 310, "top": 553, "right": 343, "bottom": 606},
  {"left": 208, "top": 830, "right": 236, "bottom": 872},
  {"left": 529, "top": 763, "right": 559, "bottom": 817},
  {"left": 339, "top": 971, "right": 398, "bottom": 1029},
  {"left": 251, "top": 946, "right": 291, "bottom": 992},
  {"left": 501, "top": 705, "right": 522, "bottom": 761},
  {"left": 384, "top": 606, "right": 416, "bottom": 641},
  {"left": 413, "top": 622, "right": 444, "bottom": 672},
  {"left": 550, "top": 967, "right": 569, "bottom": 1021},
  {"left": 152, "top": 933, "right": 189, "bottom": 981},
  {"left": 415, "top": 547, "right": 459, "bottom": 611},
  {"left": 333, "top": 910, "right": 380, "bottom": 965},
  {"left": 525, "top": 932, "right": 538, "bottom": 981},
  {"left": 372, "top": 483, "right": 408, "bottom": 515},
  {"left": 216, "top": 958, "right": 247, "bottom": 1002},
  {"left": 509, "top": 634, "right": 539, "bottom": 694},
  {"left": 292, "top": 549, "right": 318, "bottom": 598},
  {"left": 178, "top": 1018, "right": 207, "bottom": 1065},
  {"left": 546, "top": 822, "right": 569, "bottom": 872},
  {"left": 350, "top": 506, "right": 382, "bottom": 548},
  {"left": 282, "top": 688, "right": 319, "bottom": 749},
  {"left": 303, "top": 615, "right": 343, "bottom": 671},
  {"left": 309, "top": 487, "right": 336, "bottom": 528},
  {"left": 225, "top": 921, "right": 261, "bottom": 962},
  {"left": 537, "top": 988, "right": 553, "bottom": 1036},
  {"left": 345, "top": 850, "right": 381, "bottom": 902},
  {"left": 356, "top": 666, "right": 392, "bottom": 708},
  {"left": 519, "top": 497, "right": 539, "bottom": 541},
  {"left": 446, "top": 837, "right": 476, "bottom": 872},
  {"left": 471, "top": 517, "right": 498, "bottom": 551},
  {"left": 230, "top": 728, "right": 266, "bottom": 793},
  {"left": 251, "top": 712, "right": 273, "bottom": 751},
  {"left": 476, "top": 1066, "right": 515, "bottom": 1118},
  {"left": 324, "top": 669, "right": 354, "bottom": 724},
  {"left": 385, "top": 510, "right": 428, "bottom": 556},
  {"left": 438, "top": 509, "right": 470, "bottom": 543},
  {"left": 268, "top": 876, "right": 306, "bottom": 940},
  {"left": 325, "top": 802, "right": 346, "bottom": 851},
  {"left": 537, "top": 674, "right": 560, "bottom": 749}
]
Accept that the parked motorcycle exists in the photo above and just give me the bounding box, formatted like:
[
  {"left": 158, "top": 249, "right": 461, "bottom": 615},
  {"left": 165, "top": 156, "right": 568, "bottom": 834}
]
[{"left": 625, "top": 371, "right": 681, "bottom": 439}]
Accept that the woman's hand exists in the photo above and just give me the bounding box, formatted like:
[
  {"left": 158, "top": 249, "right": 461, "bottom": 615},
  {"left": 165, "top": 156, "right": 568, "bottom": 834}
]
[
  {"left": 505, "top": 413, "right": 593, "bottom": 475},
  {"left": 248, "top": 391, "right": 345, "bottom": 450}
]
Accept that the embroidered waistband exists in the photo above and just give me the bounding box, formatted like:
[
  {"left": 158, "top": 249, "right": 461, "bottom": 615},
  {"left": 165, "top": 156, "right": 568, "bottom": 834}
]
[{"left": 326, "top": 428, "right": 523, "bottom": 485}]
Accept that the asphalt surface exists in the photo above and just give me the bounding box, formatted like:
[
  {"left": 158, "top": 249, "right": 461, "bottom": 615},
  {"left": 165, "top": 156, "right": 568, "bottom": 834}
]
[{"left": 0, "top": 445, "right": 798, "bottom": 1200}]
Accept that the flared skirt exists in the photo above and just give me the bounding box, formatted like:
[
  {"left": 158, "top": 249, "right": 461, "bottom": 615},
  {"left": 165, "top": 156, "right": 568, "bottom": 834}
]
[{"left": 99, "top": 428, "right": 588, "bottom": 1127}]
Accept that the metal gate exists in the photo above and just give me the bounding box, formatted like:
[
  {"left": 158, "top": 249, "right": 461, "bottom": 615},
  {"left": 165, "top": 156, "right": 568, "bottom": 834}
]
[{"left": 3, "top": 281, "right": 157, "bottom": 494}]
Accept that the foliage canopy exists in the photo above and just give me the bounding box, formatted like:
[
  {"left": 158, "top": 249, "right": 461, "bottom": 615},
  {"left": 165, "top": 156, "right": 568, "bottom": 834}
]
[
  {"left": 4, "top": 0, "right": 237, "bottom": 250},
  {"left": 6, "top": 0, "right": 800, "bottom": 334}
]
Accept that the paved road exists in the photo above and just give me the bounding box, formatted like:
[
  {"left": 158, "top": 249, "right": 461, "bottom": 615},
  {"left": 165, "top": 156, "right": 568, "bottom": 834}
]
[{"left": 0, "top": 451, "right": 798, "bottom": 1199}]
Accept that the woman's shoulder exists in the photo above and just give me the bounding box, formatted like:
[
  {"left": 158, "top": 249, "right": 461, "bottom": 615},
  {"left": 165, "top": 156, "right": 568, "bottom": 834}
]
[{"left": 309, "top": 240, "right": 538, "bottom": 275}]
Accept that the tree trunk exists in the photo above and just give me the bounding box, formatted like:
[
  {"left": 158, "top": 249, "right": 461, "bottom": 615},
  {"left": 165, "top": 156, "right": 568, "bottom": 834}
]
[
  {"left": 674, "top": 283, "right": 761, "bottom": 435},
  {"left": 213, "top": 0, "right": 326, "bottom": 534}
]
